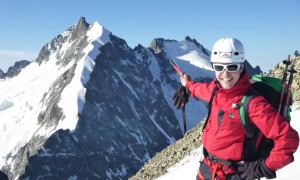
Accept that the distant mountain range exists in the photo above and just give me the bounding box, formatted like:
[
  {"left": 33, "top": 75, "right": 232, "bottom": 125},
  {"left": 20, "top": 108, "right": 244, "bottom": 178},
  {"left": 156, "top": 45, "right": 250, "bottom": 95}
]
[{"left": 0, "top": 60, "right": 31, "bottom": 79}]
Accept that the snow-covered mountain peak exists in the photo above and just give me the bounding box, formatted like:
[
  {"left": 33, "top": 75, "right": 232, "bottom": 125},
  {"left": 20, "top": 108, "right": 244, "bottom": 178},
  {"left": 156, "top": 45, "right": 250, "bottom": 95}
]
[
  {"left": 148, "top": 37, "right": 214, "bottom": 83},
  {"left": 0, "top": 17, "right": 185, "bottom": 179},
  {"left": 56, "top": 20, "right": 112, "bottom": 132},
  {"left": 0, "top": 17, "right": 115, "bottom": 178},
  {"left": 88, "top": 21, "right": 110, "bottom": 43},
  {"left": 163, "top": 39, "right": 212, "bottom": 71}
]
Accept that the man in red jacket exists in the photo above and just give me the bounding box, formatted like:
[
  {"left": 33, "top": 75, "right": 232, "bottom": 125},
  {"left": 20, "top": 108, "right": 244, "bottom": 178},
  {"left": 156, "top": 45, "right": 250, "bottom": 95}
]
[{"left": 176, "top": 38, "right": 299, "bottom": 180}]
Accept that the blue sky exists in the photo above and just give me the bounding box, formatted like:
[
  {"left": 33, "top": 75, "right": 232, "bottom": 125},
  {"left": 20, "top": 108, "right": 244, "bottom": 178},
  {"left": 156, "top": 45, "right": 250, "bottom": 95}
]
[{"left": 0, "top": 0, "right": 299, "bottom": 72}]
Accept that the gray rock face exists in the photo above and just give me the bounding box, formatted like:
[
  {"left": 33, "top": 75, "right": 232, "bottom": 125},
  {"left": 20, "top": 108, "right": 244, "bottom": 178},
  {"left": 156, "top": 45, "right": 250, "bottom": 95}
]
[
  {"left": 0, "top": 60, "right": 31, "bottom": 79},
  {"left": 244, "top": 60, "right": 263, "bottom": 77},
  {"left": 129, "top": 120, "right": 205, "bottom": 180},
  {"left": 0, "top": 69, "right": 4, "bottom": 78},
  {"left": 3, "top": 18, "right": 90, "bottom": 180},
  {"left": 271, "top": 56, "right": 300, "bottom": 105},
  {"left": 6, "top": 60, "right": 31, "bottom": 78},
  {"left": 185, "top": 36, "right": 210, "bottom": 56},
  {"left": 19, "top": 24, "right": 182, "bottom": 179}
]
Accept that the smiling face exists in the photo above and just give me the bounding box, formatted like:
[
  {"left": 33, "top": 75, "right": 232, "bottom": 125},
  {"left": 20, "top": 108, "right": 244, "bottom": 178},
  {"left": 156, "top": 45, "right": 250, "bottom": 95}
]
[{"left": 213, "top": 63, "right": 243, "bottom": 89}]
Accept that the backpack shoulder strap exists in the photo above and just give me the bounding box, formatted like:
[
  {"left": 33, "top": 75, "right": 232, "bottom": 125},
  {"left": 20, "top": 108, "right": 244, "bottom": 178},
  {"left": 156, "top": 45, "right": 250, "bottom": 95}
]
[
  {"left": 239, "top": 89, "right": 260, "bottom": 137},
  {"left": 201, "top": 85, "right": 218, "bottom": 132},
  {"left": 240, "top": 89, "right": 262, "bottom": 161}
]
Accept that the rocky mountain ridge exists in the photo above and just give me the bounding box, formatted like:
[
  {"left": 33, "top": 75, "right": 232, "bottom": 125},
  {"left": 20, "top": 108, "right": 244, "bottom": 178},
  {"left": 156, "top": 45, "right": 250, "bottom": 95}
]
[
  {"left": 271, "top": 55, "right": 300, "bottom": 105},
  {"left": 0, "top": 60, "right": 31, "bottom": 79}
]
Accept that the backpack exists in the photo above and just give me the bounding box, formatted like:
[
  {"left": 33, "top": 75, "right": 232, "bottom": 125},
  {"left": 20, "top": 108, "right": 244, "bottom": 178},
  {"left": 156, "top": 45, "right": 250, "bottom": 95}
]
[
  {"left": 203, "top": 74, "right": 293, "bottom": 161},
  {"left": 247, "top": 74, "right": 292, "bottom": 122},
  {"left": 240, "top": 74, "right": 292, "bottom": 160}
]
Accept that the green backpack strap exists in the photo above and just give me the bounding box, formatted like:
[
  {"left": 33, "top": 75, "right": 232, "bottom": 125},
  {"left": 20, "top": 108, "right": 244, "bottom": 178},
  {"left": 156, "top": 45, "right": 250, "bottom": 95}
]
[
  {"left": 239, "top": 90, "right": 261, "bottom": 161},
  {"left": 239, "top": 90, "right": 260, "bottom": 137}
]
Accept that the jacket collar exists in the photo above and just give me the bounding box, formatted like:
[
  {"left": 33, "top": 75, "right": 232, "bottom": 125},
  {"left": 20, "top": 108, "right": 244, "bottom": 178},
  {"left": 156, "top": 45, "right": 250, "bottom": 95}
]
[{"left": 215, "top": 71, "right": 252, "bottom": 98}]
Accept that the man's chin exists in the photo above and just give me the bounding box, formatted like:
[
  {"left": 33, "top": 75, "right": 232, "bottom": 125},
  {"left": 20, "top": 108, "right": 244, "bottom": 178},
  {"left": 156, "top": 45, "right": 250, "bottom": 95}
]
[{"left": 221, "top": 83, "right": 234, "bottom": 89}]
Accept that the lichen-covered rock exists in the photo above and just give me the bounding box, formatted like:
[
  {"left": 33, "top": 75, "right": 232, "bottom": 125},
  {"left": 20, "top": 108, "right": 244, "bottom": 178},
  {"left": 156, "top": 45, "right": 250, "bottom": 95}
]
[{"left": 271, "top": 56, "right": 300, "bottom": 105}]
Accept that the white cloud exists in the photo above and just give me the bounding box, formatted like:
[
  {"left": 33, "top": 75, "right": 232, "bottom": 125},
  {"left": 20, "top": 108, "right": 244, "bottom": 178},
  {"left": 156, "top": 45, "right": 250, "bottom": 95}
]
[{"left": 0, "top": 50, "right": 37, "bottom": 72}]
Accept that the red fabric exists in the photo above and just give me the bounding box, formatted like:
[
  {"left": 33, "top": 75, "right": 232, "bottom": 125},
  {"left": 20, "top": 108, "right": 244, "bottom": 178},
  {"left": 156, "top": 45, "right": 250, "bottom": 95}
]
[
  {"left": 197, "top": 170, "right": 204, "bottom": 180},
  {"left": 249, "top": 97, "right": 299, "bottom": 171},
  {"left": 203, "top": 157, "right": 235, "bottom": 180},
  {"left": 186, "top": 72, "right": 299, "bottom": 171}
]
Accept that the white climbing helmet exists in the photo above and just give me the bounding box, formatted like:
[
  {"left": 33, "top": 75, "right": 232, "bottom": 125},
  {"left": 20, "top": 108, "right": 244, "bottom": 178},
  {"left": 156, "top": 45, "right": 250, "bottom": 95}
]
[{"left": 211, "top": 38, "right": 245, "bottom": 63}]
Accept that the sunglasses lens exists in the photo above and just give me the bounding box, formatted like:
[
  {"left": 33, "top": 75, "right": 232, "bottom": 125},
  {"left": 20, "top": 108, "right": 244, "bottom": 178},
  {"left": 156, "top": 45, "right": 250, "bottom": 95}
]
[
  {"left": 213, "top": 64, "right": 241, "bottom": 72},
  {"left": 213, "top": 65, "right": 224, "bottom": 72},
  {"left": 227, "top": 64, "right": 239, "bottom": 72}
]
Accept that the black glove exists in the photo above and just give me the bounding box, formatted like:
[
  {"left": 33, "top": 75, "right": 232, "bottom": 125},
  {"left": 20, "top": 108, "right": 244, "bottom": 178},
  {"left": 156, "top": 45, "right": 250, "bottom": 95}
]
[
  {"left": 237, "top": 159, "right": 276, "bottom": 180},
  {"left": 172, "top": 86, "right": 189, "bottom": 109}
]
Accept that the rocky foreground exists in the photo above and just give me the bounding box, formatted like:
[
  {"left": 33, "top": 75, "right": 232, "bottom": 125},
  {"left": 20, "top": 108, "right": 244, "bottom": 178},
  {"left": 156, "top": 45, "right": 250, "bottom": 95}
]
[{"left": 129, "top": 120, "right": 205, "bottom": 180}]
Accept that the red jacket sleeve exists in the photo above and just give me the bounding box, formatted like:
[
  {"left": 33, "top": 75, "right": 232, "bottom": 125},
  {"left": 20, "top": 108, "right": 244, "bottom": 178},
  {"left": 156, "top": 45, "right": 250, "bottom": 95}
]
[
  {"left": 249, "top": 96, "right": 299, "bottom": 171},
  {"left": 186, "top": 80, "right": 216, "bottom": 103}
]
